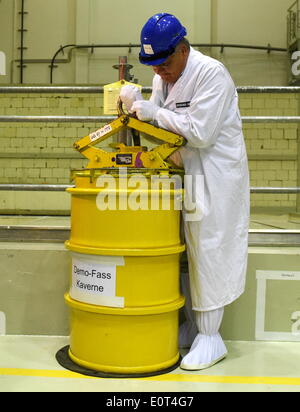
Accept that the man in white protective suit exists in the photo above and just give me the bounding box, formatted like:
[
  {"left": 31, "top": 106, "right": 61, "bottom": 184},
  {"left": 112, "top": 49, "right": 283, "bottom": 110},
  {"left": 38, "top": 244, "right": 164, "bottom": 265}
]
[{"left": 120, "top": 13, "right": 250, "bottom": 371}]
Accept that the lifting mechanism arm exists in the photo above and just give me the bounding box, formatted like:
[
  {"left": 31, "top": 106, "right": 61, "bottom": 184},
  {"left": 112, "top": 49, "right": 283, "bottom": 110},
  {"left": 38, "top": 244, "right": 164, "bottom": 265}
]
[{"left": 73, "top": 101, "right": 186, "bottom": 170}]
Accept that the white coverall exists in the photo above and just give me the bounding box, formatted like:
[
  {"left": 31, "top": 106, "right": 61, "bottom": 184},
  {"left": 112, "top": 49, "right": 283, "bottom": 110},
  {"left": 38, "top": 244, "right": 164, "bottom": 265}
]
[
  {"left": 149, "top": 47, "right": 250, "bottom": 312},
  {"left": 122, "top": 47, "right": 250, "bottom": 368}
]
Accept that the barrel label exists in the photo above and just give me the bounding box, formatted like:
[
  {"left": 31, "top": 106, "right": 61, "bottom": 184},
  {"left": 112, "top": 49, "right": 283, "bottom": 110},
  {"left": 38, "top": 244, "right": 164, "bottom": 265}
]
[{"left": 70, "top": 254, "right": 125, "bottom": 307}]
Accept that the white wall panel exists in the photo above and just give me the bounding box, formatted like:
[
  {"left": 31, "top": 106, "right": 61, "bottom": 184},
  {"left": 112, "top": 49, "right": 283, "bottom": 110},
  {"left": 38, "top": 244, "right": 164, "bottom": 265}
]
[{"left": 0, "top": 0, "right": 294, "bottom": 85}]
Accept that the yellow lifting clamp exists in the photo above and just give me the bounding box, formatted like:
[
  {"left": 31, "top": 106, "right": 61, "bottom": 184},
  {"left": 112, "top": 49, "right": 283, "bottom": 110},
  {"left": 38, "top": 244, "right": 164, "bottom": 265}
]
[{"left": 73, "top": 103, "right": 186, "bottom": 170}]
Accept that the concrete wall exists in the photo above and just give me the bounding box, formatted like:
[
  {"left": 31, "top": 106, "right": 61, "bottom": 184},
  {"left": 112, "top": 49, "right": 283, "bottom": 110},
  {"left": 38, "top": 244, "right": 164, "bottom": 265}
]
[
  {"left": 1, "top": 241, "right": 300, "bottom": 342},
  {"left": 0, "top": 0, "right": 14, "bottom": 83},
  {"left": 0, "top": 242, "right": 70, "bottom": 335},
  {"left": 211, "top": 0, "right": 292, "bottom": 85},
  {"left": 0, "top": 0, "right": 294, "bottom": 85}
]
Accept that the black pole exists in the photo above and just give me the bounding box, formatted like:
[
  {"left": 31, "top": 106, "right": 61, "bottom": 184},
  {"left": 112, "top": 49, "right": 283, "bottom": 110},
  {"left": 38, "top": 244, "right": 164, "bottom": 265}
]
[
  {"left": 20, "top": 0, "right": 25, "bottom": 83},
  {"left": 17, "top": 0, "right": 29, "bottom": 83}
]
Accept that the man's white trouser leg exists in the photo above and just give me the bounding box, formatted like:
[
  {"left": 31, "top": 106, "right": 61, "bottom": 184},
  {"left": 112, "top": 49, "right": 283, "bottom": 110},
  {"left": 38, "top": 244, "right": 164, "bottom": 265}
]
[
  {"left": 179, "top": 272, "right": 197, "bottom": 348},
  {"left": 180, "top": 307, "right": 227, "bottom": 370}
]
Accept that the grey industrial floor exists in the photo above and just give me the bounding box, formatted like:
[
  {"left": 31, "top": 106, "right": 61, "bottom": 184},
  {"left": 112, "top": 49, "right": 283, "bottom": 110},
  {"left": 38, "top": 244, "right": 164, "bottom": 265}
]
[{"left": 0, "top": 335, "right": 300, "bottom": 392}]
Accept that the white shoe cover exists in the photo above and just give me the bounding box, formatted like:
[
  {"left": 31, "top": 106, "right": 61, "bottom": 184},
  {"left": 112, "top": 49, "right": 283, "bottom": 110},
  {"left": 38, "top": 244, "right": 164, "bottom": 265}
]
[
  {"left": 180, "top": 332, "right": 227, "bottom": 370},
  {"left": 179, "top": 320, "right": 198, "bottom": 348},
  {"left": 180, "top": 307, "right": 227, "bottom": 370}
]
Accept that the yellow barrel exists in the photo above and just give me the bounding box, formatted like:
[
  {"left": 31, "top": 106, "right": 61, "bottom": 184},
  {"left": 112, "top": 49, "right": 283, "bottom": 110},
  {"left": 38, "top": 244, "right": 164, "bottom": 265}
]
[{"left": 65, "top": 168, "right": 185, "bottom": 375}]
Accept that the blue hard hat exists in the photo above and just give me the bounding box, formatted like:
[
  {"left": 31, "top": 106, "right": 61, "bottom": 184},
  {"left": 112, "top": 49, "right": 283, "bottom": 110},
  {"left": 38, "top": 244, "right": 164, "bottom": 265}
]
[{"left": 139, "top": 13, "right": 187, "bottom": 66}]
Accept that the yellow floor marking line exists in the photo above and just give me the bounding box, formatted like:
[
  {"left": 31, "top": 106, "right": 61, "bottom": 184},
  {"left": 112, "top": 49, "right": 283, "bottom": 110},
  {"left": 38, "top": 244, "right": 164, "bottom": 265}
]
[
  {"left": 1, "top": 368, "right": 300, "bottom": 386},
  {"left": 142, "top": 374, "right": 300, "bottom": 386},
  {"left": 0, "top": 368, "right": 87, "bottom": 379}
]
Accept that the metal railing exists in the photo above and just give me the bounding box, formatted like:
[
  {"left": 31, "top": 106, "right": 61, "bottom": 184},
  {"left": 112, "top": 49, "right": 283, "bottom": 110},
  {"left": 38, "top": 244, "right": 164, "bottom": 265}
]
[
  {"left": 0, "top": 184, "right": 299, "bottom": 194},
  {"left": 1, "top": 86, "right": 300, "bottom": 94},
  {"left": 0, "top": 115, "right": 299, "bottom": 124},
  {"left": 0, "top": 184, "right": 73, "bottom": 191}
]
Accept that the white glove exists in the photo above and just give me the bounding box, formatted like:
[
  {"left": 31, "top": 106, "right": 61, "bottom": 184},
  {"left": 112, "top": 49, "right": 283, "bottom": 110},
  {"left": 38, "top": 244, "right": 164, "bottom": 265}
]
[
  {"left": 119, "top": 85, "right": 143, "bottom": 113},
  {"left": 131, "top": 100, "right": 160, "bottom": 122}
]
